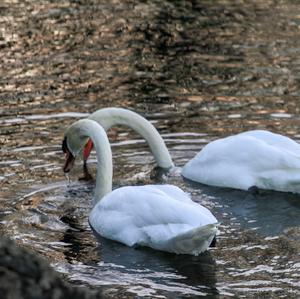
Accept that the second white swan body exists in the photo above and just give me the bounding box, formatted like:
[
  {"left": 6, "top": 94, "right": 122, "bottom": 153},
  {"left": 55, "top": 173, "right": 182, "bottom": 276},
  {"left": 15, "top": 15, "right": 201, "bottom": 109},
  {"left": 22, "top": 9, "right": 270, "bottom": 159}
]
[
  {"left": 182, "top": 130, "right": 300, "bottom": 193},
  {"left": 63, "top": 119, "right": 218, "bottom": 255}
]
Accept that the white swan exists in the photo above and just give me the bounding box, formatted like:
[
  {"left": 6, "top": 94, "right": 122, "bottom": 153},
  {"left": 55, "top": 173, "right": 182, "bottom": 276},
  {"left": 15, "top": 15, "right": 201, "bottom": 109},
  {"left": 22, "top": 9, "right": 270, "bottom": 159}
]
[
  {"left": 62, "top": 119, "right": 218, "bottom": 255},
  {"left": 79, "top": 107, "right": 174, "bottom": 179},
  {"left": 182, "top": 130, "right": 300, "bottom": 193},
  {"left": 84, "top": 108, "right": 300, "bottom": 193}
]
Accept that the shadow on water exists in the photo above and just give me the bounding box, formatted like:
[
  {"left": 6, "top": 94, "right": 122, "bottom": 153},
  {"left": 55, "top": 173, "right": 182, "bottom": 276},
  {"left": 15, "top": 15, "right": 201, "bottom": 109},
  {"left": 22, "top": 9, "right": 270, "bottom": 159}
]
[
  {"left": 184, "top": 178, "right": 300, "bottom": 236},
  {"left": 95, "top": 235, "right": 218, "bottom": 298}
]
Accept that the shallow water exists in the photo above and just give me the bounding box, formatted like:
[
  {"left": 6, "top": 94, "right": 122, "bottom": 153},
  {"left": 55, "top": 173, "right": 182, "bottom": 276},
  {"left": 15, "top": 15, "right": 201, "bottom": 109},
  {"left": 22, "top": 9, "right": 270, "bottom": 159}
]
[{"left": 1, "top": 0, "right": 300, "bottom": 298}]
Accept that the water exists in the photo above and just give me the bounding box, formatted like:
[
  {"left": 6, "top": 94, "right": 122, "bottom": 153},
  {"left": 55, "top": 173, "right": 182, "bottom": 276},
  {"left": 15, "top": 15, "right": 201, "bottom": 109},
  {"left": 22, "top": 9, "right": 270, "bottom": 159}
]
[{"left": 1, "top": 0, "right": 300, "bottom": 298}]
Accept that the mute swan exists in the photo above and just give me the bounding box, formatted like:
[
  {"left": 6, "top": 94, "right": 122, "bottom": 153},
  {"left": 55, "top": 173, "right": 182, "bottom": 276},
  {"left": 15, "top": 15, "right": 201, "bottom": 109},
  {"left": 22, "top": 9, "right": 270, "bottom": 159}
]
[
  {"left": 84, "top": 108, "right": 300, "bottom": 193},
  {"left": 182, "top": 130, "right": 300, "bottom": 193},
  {"left": 62, "top": 119, "right": 218, "bottom": 255},
  {"left": 79, "top": 107, "right": 174, "bottom": 180},
  {"left": 83, "top": 108, "right": 300, "bottom": 193}
]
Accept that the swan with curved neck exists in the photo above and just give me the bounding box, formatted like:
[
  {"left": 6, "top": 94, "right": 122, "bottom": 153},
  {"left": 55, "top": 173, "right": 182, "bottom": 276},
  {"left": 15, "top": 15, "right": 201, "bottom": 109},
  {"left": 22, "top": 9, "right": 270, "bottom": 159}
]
[
  {"left": 80, "top": 107, "right": 300, "bottom": 193},
  {"left": 63, "top": 119, "right": 218, "bottom": 255},
  {"left": 63, "top": 119, "right": 113, "bottom": 205},
  {"left": 80, "top": 107, "right": 174, "bottom": 179}
]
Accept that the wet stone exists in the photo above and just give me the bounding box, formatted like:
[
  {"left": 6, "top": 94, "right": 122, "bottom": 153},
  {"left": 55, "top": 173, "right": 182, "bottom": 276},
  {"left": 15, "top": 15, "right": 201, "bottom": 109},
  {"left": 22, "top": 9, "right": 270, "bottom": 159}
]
[{"left": 0, "top": 237, "right": 104, "bottom": 299}]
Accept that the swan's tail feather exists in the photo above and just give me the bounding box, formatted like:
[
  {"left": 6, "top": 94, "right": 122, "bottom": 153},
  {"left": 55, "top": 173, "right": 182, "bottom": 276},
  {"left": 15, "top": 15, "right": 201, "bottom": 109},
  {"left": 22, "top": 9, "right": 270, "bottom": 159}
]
[{"left": 168, "top": 223, "right": 218, "bottom": 256}]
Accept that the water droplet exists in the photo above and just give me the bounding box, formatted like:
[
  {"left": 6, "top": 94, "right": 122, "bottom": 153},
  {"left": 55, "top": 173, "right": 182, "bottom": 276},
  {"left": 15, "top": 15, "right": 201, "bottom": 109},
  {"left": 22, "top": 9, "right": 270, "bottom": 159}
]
[{"left": 65, "top": 173, "right": 71, "bottom": 186}]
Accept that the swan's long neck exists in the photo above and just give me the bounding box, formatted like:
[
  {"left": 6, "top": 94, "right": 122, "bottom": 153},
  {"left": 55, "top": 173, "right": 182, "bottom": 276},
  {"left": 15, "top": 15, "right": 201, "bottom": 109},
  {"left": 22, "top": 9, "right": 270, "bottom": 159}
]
[
  {"left": 89, "top": 108, "right": 174, "bottom": 169},
  {"left": 80, "top": 120, "right": 113, "bottom": 205}
]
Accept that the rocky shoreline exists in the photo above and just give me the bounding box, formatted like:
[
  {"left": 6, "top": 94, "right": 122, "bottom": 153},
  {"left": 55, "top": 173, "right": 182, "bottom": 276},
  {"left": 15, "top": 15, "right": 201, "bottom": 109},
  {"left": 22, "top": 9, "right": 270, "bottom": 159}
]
[{"left": 0, "top": 238, "right": 105, "bottom": 299}]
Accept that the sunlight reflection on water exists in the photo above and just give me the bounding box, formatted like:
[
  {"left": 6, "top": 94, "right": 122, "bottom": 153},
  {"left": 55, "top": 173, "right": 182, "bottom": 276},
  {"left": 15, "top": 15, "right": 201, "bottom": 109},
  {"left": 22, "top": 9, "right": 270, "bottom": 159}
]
[{"left": 1, "top": 0, "right": 300, "bottom": 297}]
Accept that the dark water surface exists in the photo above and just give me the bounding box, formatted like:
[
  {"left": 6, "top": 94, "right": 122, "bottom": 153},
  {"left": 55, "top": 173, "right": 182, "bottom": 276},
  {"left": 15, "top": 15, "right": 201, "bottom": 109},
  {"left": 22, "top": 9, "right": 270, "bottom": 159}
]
[{"left": 0, "top": 0, "right": 299, "bottom": 298}]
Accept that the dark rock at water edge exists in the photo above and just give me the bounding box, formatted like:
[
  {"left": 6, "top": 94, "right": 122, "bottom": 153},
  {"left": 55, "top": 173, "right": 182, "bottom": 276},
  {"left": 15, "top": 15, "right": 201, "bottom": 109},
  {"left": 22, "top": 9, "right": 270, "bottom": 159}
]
[{"left": 0, "top": 238, "right": 104, "bottom": 299}]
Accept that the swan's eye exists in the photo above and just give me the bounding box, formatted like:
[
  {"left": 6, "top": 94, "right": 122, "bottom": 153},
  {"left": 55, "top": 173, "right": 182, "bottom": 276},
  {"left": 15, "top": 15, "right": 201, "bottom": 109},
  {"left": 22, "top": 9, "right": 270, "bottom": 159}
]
[{"left": 62, "top": 136, "right": 68, "bottom": 153}]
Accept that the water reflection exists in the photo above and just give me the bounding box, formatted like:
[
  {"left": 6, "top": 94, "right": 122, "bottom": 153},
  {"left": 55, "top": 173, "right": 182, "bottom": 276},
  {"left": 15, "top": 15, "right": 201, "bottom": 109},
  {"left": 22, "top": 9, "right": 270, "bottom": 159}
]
[
  {"left": 2, "top": 127, "right": 300, "bottom": 298},
  {"left": 58, "top": 230, "right": 218, "bottom": 298},
  {"left": 1, "top": 0, "right": 300, "bottom": 297},
  {"left": 185, "top": 180, "right": 300, "bottom": 236},
  {"left": 97, "top": 237, "right": 217, "bottom": 297}
]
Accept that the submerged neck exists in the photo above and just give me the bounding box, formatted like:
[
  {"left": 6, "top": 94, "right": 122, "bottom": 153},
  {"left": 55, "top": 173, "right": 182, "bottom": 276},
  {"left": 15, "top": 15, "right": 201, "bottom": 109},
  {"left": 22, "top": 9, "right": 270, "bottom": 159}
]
[
  {"left": 80, "top": 120, "right": 113, "bottom": 205},
  {"left": 89, "top": 107, "right": 174, "bottom": 169}
]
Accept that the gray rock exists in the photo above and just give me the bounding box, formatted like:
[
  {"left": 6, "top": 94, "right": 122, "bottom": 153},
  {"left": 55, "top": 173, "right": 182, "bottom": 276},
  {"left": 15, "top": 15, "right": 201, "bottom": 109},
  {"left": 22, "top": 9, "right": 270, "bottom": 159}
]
[{"left": 0, "top": 238, "right": 104, "bottom": 299}]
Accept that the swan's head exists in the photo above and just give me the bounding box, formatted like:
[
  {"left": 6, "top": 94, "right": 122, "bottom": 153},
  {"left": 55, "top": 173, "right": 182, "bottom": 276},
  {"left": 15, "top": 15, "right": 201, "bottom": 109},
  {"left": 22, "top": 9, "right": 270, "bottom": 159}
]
[{"left": 62, "top": 120, "right": 92, "bottom": 173}]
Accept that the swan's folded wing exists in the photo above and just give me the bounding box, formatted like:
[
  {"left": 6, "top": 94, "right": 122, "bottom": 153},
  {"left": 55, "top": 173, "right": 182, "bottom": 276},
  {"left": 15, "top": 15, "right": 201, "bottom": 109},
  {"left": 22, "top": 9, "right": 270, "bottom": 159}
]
[
  {"left": 165, "top": 223, "right": 218, "bottom": 255},
  {"left": 239, "top": 130, "right": 300, "bottom": 155},
  {"left": 89, "top": 185, "right": 217, "bottom": 250}
]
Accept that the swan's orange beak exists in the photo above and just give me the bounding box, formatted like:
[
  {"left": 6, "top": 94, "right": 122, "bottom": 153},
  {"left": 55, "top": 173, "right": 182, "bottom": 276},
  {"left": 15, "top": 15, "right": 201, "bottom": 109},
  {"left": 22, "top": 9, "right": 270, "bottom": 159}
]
[
  {"left": 83, "top": 138, "right": 93, "bottom": 162},
  {"left": 62, "top": 136, "right": 75, "bottom": 173}
]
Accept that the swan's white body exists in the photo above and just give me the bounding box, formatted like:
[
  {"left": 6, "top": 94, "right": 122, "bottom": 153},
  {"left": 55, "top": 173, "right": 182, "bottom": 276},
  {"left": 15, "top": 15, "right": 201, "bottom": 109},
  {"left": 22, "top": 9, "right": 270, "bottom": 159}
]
[
  {"left": 182, "top": 130, "right": 300, "bottom": 193},
  {"left": 64, "top": 119, "right": 218, "bottom": 255},
  {"left": 90, "top": 184, "right": 217, "bottom": 255}
]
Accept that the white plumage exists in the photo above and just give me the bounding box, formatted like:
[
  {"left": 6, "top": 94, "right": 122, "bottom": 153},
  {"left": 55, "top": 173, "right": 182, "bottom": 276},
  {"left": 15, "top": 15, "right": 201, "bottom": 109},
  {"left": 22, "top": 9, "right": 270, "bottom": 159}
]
[
  {"left": 89, "top": 184, "right": 217, "bottom": 255},
  {"left": 182, "top": 130, "right": 300, "bottom": 193},
  {"left": 64, "top": 119, "right": 218, "bottom": 255}
]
